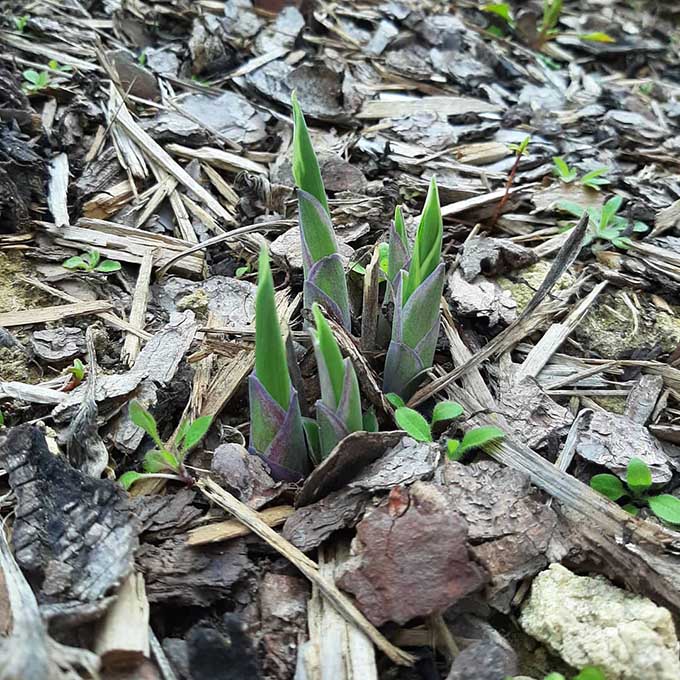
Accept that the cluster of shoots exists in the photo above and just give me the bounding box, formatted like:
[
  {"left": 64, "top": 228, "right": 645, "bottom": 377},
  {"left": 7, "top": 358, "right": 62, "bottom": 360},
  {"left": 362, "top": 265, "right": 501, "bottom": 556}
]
[
  {"left": 552, "top": 157, "right": 610, "bottom": 190},
  {"left": 22, "top": 60, "right": 71, "bottom": 94},
  {"left": 482, "top": 1, "right": 613, "bottom": 47},
  {"left": 590, "top": 457, "right": 680, "bottom": 525},
  {"left": 120, "top": 401, "right": 212, "bottom": 490},
  {"left": 63, "top": 249, "right": 121, "bottom": 274},
  {"left": 558, "top": 195, "right": 648, "bottom": 252}
]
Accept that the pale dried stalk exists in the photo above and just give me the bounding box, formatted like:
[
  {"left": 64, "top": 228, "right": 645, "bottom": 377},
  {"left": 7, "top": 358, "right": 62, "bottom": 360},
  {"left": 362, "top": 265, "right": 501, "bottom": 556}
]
[
  {"left": 197, "top": 477, "right": 415, "bottom": 667},
  {"left": 121, "top": 249, "right": 154, "bottom": 366}
]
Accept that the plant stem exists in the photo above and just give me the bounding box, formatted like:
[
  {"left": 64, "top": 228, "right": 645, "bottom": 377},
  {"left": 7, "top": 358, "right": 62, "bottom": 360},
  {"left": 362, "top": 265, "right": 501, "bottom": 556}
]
[{"left": 490, "top": 152, "right": 523, "bottom": 229}]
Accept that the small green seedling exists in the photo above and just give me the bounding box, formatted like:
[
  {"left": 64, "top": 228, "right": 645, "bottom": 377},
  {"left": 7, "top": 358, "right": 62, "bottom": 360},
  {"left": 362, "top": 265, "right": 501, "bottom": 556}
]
[
  {"left": 558, "top": 195, "right": 648, "bottom": 251},
  {"left": 235, "top": 264, "right": 250, "bottom": 278},
  {"left": 0, "top": 410, "right": 4, "bottom": 426},
  {"left": 590, "top": 457, "right": 680, "bottom": 525},
  {"left": 22, "top": 69, "right": 50, "bottom": 93},
  {"left": 48, "top": 59, "right": 72, "bottom": 73},
  {"left": 138, "top": 51, "right": 147, "bottom": 66},
  {"left": 63, "top": 249, "right": 122, "bottom": 274},
  {"left": 66, "top": 358, "right": 86, "bottom": 385},
  {"left": 387, "top": 394, "right": 504, "bottom": 456},
  {"left": 14, "top": 15, "right": 28, "bottom": 32},
  {"left": 119, "top": 400, "right": 212, "bottom": 490},
  {"left": 552, "top": 158, "right": 610, "bottom": 190},
  {"left": 507, "top": 135, "right": 531, "bottom": 157},
  {"left": 552, "top": 157, "right": 578, "bottom": 183}
]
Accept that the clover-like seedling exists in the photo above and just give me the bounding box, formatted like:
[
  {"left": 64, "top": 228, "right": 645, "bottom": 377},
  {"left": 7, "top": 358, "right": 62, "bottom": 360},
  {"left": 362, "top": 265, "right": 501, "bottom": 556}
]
[
  {"left": 65, "top": 358, "right": 86, "bottom": 387},
  {"left": 119, "top": 400, "right": 212, "bottom": 490},
  {"left": 558, "top": 195, "right": 648, "bottom": 251},
  {"left": 590, "top": 457, "right": 680, "bottom": 526},
  {"left": 63, "top": 249, "right": 122, "bottom": 274},
  {"left": 22, "top": 69, "right": 50, "bottom": 93},
  {"left": 387, "top": 394, "right": 504, "bottom": 456}
]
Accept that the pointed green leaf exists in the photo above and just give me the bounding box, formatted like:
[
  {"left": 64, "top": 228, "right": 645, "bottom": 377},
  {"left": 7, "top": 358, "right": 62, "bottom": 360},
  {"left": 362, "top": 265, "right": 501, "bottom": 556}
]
[
  {"left": 541, "top": 0, "right": 562, "bottom": 32},
  {"left": 648, "top": 494, "right": 680, "bottom": 525},
  {"left": 402, "top": 177, "right": 442, "bottom": 303},
  {"left": 302, "top": 417, "right": 321, "bottom": 465},
  {"left": 552, "top": 156, "right": 576, "bottom": 181},
  {"left": 129, "top": 400, "right": 164, "bottom": 449},
  {"left": 180, "top": 415, "right": 213, "bottom": 453},
  {"left": 119, "top": 471, "right": 145, "bottom": 490},
  {"left": 291, "top": 92, "right": 328, "bottom": 215},
  {"left": 394, "top": 407, "right": 431, "bottom": 442},
  {"left": 579, "top": 31, "right": 615, "bottom": 43},
  {"left": 431, "top": 401, "right": 464, "bottom": 426},
  {"left": 386, "top": 392, "right": 406, "bottom": 409},
  {"left": 626, "top": 457, "right": 652, "bottom": 495},
  {"left": 311, "top": 303, "right": 345, "bottom": 406},
  {"left": 557, "top": 200, "right": 586, "bottom": 217},
  {"left": 600, "top": 195, "right": 622, "bottom": 228},
  {"left": 457, "top": 425, "right": 504, "bottom": 456},
  {"left": 255, "top": 247, "right": 291, "bottom": 410},
  {"left": 378, "top": 242, "right": 389, "bottom": 275},
  {"left": 447, "top": 438, "right": 462, "bottom": 461},
  {"left": 590, "top": 473, "right": 626, "bottom": 501},
  {"left": 482, "top": 3, "right": 512, "bottom": 22},
  {"left": 96, "top": 259, "right": 121, "bottom": 273},
  {"left": 143, "top": 450, "right": 168, "bottom": 473}
]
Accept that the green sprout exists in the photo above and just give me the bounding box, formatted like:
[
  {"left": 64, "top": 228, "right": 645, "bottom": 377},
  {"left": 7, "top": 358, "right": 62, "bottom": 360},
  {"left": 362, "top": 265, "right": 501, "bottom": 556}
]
[
  {"left": 307, "top": 303, "right": 363, "bottom": 461},
  {"left": 48, "top": 59, "right": 72, "bottom": 73},
  {"left": 552, "top": 158, "right": 609, "bottom": 190},
  {"left": 538, "top": 0, "right": 563, "bottom": 45},
  {"left": 235, "top": 264, "right": 250, "bottom": 278},
  {"left": 387, "top": 394, "right": 504, "bottom": 456},
  {"left": 22, "top": 69, "right": 50, "bottom": 93},
  {"left": 63, "top": 249, "right": 122, "bottom": 274},
  {"left": 383, "top": 179, "right": 445, "bottom": 397},
  {"left": 248, "top": 247, "right": 309, "bottom": 481},
  {"left": 138, "top": 51, "right": 147, "bottom": 66},
  {"left": 14, "top": 15, "right": 28, "bottom": 32},
  {"left": 558, "top": 195, "right": 648, "bottom": 251},
  {"left": 66, "top": 358, "right": 86, "bottom": 386},
  {"left": 0, "top": 410, "right": 4, "bottom": 426},
  {"left": 292, "top": 93, "right": 351, "bottom": 330},
  {"left": 119, "top": 401, "right": 212, "bottom": 490},
  {"left": 590, "top": 457, "right": 680, "bottom": 525}
]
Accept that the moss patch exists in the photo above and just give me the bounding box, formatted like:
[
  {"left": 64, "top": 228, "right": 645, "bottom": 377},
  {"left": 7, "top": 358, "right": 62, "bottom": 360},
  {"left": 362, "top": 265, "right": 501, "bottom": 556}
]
[
  {"left": 0, "top": 251, "right": 52, "bottom": 314},
  {"left": 497, "top": 261, "right": 575, "bottom": 314}
]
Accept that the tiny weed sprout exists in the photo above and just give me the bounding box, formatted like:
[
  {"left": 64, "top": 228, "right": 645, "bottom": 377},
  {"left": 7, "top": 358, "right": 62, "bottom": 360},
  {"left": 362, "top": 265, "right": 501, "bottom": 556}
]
[
  {"left": 22, "top": 69, "right": 50, "bottom": 93},
  {"left": 552, "top": 157, "right": 578, "bottom": 183},
  {"left": 119, "top": 400, "right": 212, "bottom": 490},
  {"left": 390, "top": 396, "right": 504, "bottom": 455},
  {"left": 507, "top": 136, "right": 531, "bottom": 157},
  {"left": 248, "top": 247, "right": 309, "bottom": 480},
  {"left": 66, "top": 358, "right": 86, "bottom": 385},
  {"left": 138, "top": 51, "right": 147, "bottom": 66},
  {"left": 48, "top": 59, "right": 71, "bottom": 73},
  {"left": 63, "top": 249, "right": 122, "bottom": 274},
  {"left": 292, "top": 93, "right": 351, "bottom": 330},
  {"left": 383, "top": 178, "right": 445, "bottom": 398},
  {"left": 590, "top": 457, "right": 680, "bottom": 525},
  {"left": 14, "top": 15, "right": 28, "bottom": 32},
  {"left": 544, "top": 666, "right": 608, "bottom": 680},
  {"left": 558, "top": 196, "right": 648, "bottom": 251},
  {"left": 235, "top": 264, "right": 250, "bottom": 278},
  {"left": 308, "top": 303, "right": 363, "bottom": 460}
]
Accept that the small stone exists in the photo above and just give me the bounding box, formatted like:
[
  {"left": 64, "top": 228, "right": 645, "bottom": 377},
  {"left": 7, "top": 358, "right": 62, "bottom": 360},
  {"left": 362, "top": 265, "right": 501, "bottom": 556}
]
[
  {"left": 446, "top": 640, "right": 518, "bottom": 680},
  {"left": 520, "top": 564, "right": 680, "bottom": 680}
]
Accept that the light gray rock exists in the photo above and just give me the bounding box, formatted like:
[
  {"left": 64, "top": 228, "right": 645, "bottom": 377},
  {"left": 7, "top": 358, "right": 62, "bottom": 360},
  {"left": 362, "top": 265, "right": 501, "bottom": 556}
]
[{"left": 520, "top": 563, "right": 680, "bottom": 680}]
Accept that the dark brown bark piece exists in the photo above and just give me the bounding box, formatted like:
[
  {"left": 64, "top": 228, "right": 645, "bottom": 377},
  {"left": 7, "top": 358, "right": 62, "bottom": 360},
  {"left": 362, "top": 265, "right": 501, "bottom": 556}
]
[
  {"left": 0, "top": 425, "right": 138, "bottom": 604},
  {"left": 136, "top": 536, "right": 250, "bottom": 606},
  {"left": 441, "top": 460, "right": 566, "bottom": 612},
  {"left": 337, "top": 482, "right": 485, "bottom": 626},
  {"left": 131, "top": 489, "right": 203, "bottom": 539}
]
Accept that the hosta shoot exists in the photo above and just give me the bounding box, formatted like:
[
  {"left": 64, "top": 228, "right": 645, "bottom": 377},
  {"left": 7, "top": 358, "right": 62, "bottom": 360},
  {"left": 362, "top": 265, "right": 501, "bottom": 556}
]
[
  {"left": 248, "top": 247, "right": 309, "bottom": 480},
  {"left": 291, "top": 93, "right": 351, "bottom": 330}
]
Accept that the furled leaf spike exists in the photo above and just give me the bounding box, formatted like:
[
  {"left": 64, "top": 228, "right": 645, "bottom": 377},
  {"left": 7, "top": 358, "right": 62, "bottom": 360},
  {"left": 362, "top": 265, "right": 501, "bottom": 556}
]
[
  {"left": 292, "top": 94, "right": 352, "bottom": 330},
  {"left": 310, "top": 303, "right": 363, "bottom": 458},
  {"left": 383, "top": 178, "right": 445, "bottom": 398},
  {"left": 249, "top": 247, "right": 309, "bottom": 480}
]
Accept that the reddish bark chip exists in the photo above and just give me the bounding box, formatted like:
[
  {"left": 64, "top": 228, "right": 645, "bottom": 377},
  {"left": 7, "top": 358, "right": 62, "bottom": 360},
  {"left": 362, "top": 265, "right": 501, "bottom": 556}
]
[{"left": 336, "top": 482, "right": 485, "bottom": 625}]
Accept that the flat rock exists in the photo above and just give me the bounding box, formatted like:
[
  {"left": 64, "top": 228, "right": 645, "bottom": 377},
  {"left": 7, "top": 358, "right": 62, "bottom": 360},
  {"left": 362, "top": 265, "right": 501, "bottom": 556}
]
[
  {"left": 520, "top": 564, "right": 680, "bottom": 680},
  {"left": 336, "top": 482, "right": 485, "bottom": 625},
  {"left": 254, "top": 6, "right": 304, "bottom": 53},
  {"left": 575, "top": 410, "right": 672, "bottom": 484},
  {"left": 30, "top": 326, "right": 84, "bottom": 363},
  {"left": 145, "top": 91, "right": 267, "bottom": 146},
  {"left": 447, "top": 269, "right": 517, "bottom": 327},
  {"left": 459, "top": 236, "right": 538, "bottom": 282}
]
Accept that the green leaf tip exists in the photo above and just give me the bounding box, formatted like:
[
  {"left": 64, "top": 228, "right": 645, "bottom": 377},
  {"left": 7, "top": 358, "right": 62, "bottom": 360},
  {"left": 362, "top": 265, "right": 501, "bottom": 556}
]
[
  {"left": 291, "top": 92, "right": 329, "bottom": 215},
  {"left": 255, "top": 247, "right": 291, "bottom": 410},
  {"left": 394, "top": 407, "right": 432, "bottom": 442},
  {"left": 311, "top": 303, "right": 345, "bottom": 406}
]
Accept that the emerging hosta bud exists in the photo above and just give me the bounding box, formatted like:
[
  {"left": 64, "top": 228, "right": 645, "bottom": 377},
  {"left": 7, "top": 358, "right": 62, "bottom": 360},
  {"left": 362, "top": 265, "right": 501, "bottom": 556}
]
[
  {"left": 310, "top": 303, "right": 362, "bottom": 458},
  {"left": 249, "top": 248, "right": 309, "bottom": 480},
  {"left": 383, "top": 178, "right": 445, "bottom": 398},
  {"left": 292, "top": 93, "right": 351, "bottom": 330}
]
